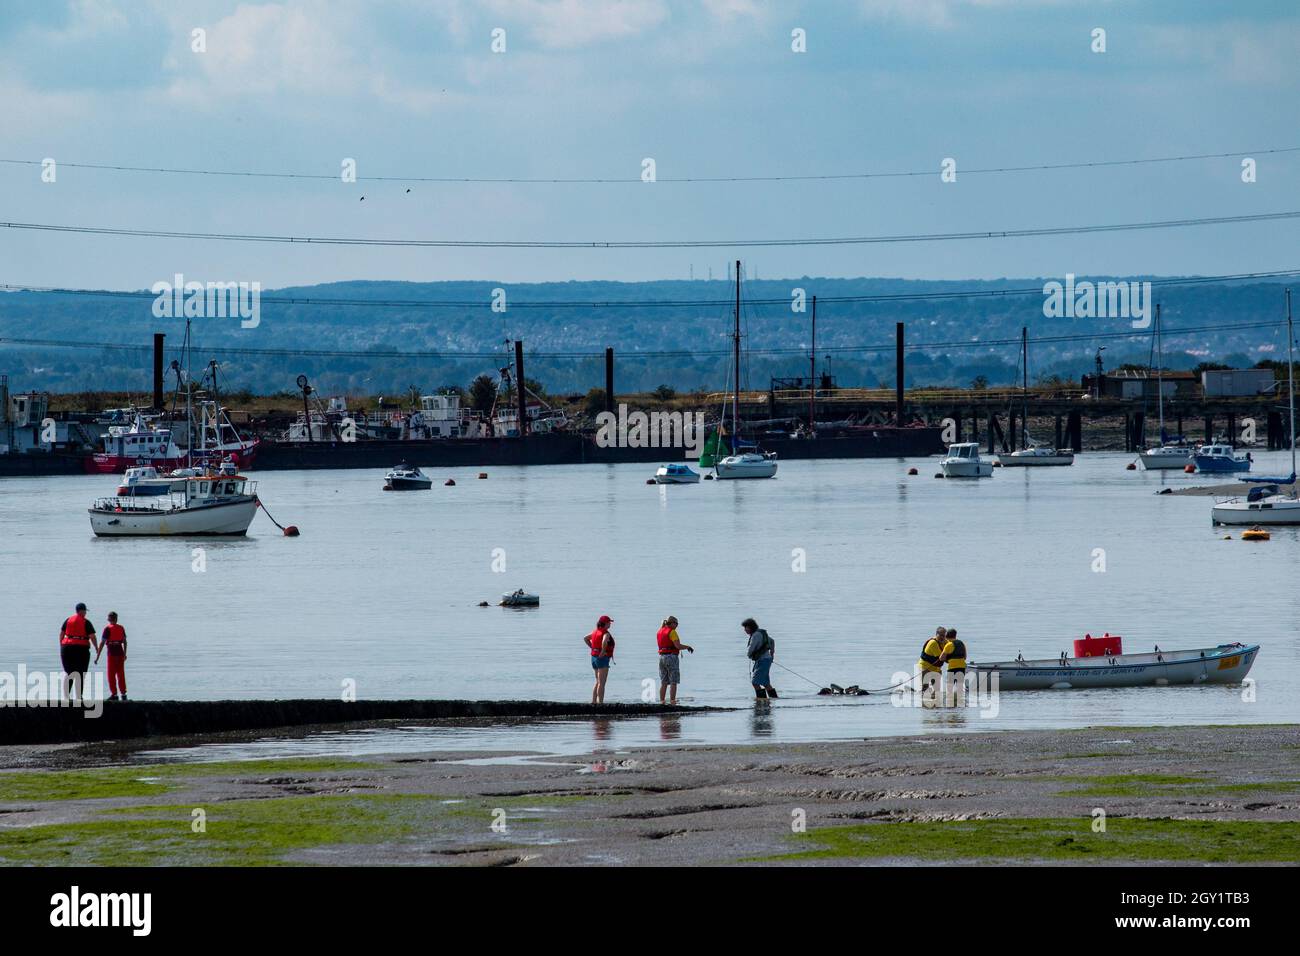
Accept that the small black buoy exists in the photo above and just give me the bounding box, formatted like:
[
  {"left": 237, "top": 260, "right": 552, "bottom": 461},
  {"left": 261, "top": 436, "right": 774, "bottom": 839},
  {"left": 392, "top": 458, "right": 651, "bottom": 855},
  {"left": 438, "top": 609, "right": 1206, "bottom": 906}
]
[
  {"left": 478, "top": 601, "right": 490, "bottom": 607},
  {"left": 645, "top": 478, "right": 655, "bottom": 485},
  {"left": 907, "top": 467, "right": 918, "bottom": 475},
  {"left": 704, "top": 473, "right": 714, "bottom": 480},
  {"left": 934, "top": 472, "right": 944, "bottom": 478},
  {"left": 445, "top": 479, "right": 456, "bottom": 486},
  {"left": 478, "top": 472, "right": 488, "bottom": 479}
]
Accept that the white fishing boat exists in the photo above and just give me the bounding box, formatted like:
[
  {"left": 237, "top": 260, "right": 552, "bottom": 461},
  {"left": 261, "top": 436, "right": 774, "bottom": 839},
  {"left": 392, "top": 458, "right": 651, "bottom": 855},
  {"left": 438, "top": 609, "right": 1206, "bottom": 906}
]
[
  {"left": 940, "top": 442, "right": 993, "bottom": 477},
  {"left": 654, "top": 463, "right": 701, "bottom": 484},
  {"left": 384, "top": 462, "right": 432, "bottom": 490},
  {"left": 115, "top": 465, "right": 183, "bottom": 497},
  {"left": 996, "top": 329, "right": 1074, "bottom": 467},
  {"left": 716, "top": 451, "right": 778, "bottom": 480},
  {"left": 1212, "top": 290, "right": 1298, "bottom": 525},
  {"left": 89, "top": 472, "right": 259, "bottom": 537},
  {"left": 970, "top": 642, "right": 1258, "bottom": 690}
]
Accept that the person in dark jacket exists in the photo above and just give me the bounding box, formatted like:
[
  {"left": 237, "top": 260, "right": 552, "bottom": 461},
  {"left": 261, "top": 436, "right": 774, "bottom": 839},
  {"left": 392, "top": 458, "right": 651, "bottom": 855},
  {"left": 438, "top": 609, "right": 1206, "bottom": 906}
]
[{"left": 741, "top": 618, "right": 778, "bottom": 699}]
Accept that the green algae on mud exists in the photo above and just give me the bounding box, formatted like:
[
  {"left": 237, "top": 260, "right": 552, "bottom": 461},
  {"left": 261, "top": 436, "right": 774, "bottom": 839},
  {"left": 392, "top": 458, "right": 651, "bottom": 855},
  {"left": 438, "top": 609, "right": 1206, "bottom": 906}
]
[
  {"left": 0, "top": 793, "right": 452, "bottom": 866},
  {"left": 1053, "top": 773, "right": 1300, "bottom": 798},
  {"left": 765, "top": 817, "right": 1300, "bottom": 864},
  {"left": 0, "top": 758, "right": 376, "bottom": 804}
]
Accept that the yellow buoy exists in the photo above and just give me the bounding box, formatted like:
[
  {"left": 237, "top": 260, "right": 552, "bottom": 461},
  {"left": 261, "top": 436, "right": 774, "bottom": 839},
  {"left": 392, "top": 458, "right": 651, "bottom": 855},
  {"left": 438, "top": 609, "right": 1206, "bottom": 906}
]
[{"left": 1242, "top": 527, "right": 1271, "bottom": 541}]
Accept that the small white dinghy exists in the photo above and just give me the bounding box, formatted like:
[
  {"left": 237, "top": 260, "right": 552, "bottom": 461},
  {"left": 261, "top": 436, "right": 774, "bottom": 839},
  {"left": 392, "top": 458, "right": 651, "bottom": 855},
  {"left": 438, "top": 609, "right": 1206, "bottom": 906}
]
[
  {"left": 970, "top": 643, "right": 1259, "bottom": 690},
  {"left": 500, "top": 589, "right": 540, "bottom": 607},
  {"left": 654, "top": 463, "right": 701, "bottom": 484}
]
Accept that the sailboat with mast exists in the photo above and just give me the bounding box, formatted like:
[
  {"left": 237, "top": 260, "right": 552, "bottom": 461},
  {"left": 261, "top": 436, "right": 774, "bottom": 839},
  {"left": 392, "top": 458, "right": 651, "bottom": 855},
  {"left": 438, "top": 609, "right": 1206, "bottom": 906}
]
[
  {"left": 997, "top": 327, "right": 1074, "bottom": 466},
  {"left": 1137, "top": 303, "right": 1193, "bottom": 470},
  {"left": 1211, "top": 290, "right": 1299, "bottom": 525},
  {"left": 714, "top": 260, "right": 777, "bottom": 479}
]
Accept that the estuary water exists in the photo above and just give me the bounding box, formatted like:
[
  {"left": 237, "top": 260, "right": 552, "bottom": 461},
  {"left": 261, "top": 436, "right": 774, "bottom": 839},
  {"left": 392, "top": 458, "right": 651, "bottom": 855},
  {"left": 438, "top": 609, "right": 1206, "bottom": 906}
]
[{"left": 2, "top": 453, "right": 1297, "bottom": 755}]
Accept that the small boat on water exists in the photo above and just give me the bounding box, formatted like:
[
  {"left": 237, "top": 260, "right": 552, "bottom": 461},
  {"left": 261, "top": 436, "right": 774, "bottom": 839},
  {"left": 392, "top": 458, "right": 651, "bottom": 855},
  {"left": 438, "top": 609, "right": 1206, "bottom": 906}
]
[
  {"left": 970, "top": 642, "right": 1258, "bottom": 690},
  {"left": 716, "top": 451, "right": 778, "bottom": 480},
  {"left": 996, "top": 329, "right": 1074, "bottom": 467},
  {"left": 940, "top": 442, "right": 993, "bottom": 478},
  {"left": 1194, "top": 442, "right": 1251, "bottom": 473},
  {"left": 997, "top": 443, "right": 1075, "bottom": 467},
  {"left": 500, "top": 589, "right": 540, "bottom": 607},
  {"left": 90, "top": 471, "right": 259, "bottom": 536},
  {"left": 384, "top": 463, "right": 432, "bottom": 490},
  {"left": 654, "top": 463, "right": 701, "bottom": 484},
  {"left": 116, "top": 465, "right": 183, "bottom": 497},
  {"left": 1138, "top": 443, "right": 1193, "bottom": 470},
  {"left": 1211, "top": 291, "right": 1298, "bottom": 525}
]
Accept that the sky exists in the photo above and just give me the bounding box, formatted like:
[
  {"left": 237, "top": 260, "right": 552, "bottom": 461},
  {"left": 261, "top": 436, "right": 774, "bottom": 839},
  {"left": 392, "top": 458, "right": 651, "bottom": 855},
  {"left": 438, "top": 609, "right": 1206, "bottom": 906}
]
[{"left": 0, "top": 0, "right": 1297, "bottom": 290}]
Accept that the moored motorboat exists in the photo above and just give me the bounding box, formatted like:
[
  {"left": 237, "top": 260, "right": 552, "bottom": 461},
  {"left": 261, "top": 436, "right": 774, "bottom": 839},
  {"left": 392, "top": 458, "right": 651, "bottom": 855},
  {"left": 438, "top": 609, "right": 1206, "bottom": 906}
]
[
  {"left": 1194, "top": 442, "right": 1251, "bottom": 473},
  {"left": 384, "top": 463, "right": 432, "bottom": 490},
  {"left": 997, "top": 444, "right": 1074, "bottom": 467},
  {"left": 715, "top": 451, "right": 778, "bottom": 479},
  {"left": 90, "top": 472, "right": 259, "bottom": 536},
  {"left": 654, "top": 463, "right": 701, "bottom": 484},
  {"left": 940, "top": 442, "right": 993, "bottom": 477},
  {"left": 969, "top": 642, "right": 1258, "bottom": 690},
  {"left": 500, "top": 588, "right": 540, "bottom": 607},
  {"left": 115, "top": 466, "right": 183, "bottom": 497},
  {"left": 1138, "top": 443, "right": 1193, "bottom": 470}
]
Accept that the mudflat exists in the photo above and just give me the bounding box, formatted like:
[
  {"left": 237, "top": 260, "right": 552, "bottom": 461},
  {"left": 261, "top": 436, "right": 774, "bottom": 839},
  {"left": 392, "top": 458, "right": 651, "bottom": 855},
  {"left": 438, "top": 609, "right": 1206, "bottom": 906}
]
[{"left": 1, "top": 722, "right": 1297, "bottom": 866}]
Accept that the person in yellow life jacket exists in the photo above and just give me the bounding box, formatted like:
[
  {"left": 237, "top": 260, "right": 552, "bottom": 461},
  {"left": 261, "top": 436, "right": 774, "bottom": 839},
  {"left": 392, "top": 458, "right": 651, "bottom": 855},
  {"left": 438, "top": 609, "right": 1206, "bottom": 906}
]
[
  {"left": 917, "top": 626, "right": 947, "bottom": 700},
  {"left": 58, "top": 602, "right": 99, "bottom": 701},
  {"left": 942, "top": 627, "right": 967, "bottom": 704}
]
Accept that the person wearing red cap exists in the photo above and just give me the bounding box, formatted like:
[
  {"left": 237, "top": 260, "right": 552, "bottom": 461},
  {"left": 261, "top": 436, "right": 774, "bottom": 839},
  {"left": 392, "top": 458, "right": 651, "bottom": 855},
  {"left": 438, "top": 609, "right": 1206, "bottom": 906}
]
[{"left": 585, "top": 615, "right": 615, "bottom": 704}]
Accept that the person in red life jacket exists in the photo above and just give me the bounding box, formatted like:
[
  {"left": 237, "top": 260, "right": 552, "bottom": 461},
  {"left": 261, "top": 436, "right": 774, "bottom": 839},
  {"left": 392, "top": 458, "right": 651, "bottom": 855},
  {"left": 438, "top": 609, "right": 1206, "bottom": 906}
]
[
  {"left": 58, "top": 602, "right": 99, "bottom": 701},
  {"left": 585, "top": 615, "right": 615, "bottom": 705},
  {"left": 95, "top": 611, "right": 129, "bottom": 702},
  {"left": 655, "top": 615, "right": 694, "bottom": 705}
]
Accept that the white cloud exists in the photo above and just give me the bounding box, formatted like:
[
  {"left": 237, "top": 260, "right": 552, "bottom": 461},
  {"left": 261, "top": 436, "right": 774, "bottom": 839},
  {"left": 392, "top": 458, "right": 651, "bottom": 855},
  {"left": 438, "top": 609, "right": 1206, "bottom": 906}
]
[{"left": 481, "top": 0, "right": 670, "bottom": 49}]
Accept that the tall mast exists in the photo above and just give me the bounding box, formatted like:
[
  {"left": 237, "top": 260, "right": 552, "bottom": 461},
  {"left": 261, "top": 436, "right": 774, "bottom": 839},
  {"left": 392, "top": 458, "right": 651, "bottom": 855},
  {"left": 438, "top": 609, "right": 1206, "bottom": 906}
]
[
  {"left": 185, "top": 317, "right": 193, "bottom": 468},
  {"left": 1021, "top": 326, "right": 1028, "bottom": 449},
  {"left": 733, "top": 259, "right": 741, "bottom": 453},
  {"left": 1287, "top": 288, "right": 1295, "bottom": 477},
  {"left": 1154, "top": 302, "right": 1165, "bottom": 439},
  {"left": 809, "top": 295, "right": 817, "bottom": 433}
]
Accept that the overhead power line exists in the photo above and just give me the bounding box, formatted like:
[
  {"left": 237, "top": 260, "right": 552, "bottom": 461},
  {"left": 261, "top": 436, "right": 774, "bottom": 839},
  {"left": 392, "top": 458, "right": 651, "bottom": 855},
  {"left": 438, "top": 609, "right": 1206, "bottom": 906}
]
[
  {"left": 2, "top": 146, "right": 1297, "bottom": 184},
  {"left": 2, "top": 210, "right": 1298, "bottom": 250},
  {"left": 3, "top": 268, "right": 1298, "bottom": 312}
]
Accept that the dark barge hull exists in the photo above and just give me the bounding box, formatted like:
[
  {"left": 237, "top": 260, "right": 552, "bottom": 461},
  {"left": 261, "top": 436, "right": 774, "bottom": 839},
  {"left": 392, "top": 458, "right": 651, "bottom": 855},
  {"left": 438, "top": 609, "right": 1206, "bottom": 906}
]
[
  {"left": 253, "top": 428, "right": 944, "bottom": 471},
  {"left": 0, "top": 453, "right": 87, "bottom": 477}
]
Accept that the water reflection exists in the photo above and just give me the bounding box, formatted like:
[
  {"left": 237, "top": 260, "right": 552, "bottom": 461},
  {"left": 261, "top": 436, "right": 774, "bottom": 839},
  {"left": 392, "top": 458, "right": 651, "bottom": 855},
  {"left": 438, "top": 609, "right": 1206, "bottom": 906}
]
[{"left": 750, "top": 700, "right": 776, "bottom": 737}]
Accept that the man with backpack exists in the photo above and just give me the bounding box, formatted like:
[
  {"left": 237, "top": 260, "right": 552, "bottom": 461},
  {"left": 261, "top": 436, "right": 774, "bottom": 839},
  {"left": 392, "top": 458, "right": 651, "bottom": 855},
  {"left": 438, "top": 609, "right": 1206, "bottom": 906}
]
[{"left": 741, "top": 618, "right": 778, "bottom": 700}]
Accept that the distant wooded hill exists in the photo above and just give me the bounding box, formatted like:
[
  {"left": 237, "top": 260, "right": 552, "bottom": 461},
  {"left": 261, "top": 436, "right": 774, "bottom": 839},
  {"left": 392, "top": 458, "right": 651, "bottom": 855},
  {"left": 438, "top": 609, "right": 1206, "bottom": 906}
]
[{"left": 1, "top": 277, "right": 1291, "bottom": 398}]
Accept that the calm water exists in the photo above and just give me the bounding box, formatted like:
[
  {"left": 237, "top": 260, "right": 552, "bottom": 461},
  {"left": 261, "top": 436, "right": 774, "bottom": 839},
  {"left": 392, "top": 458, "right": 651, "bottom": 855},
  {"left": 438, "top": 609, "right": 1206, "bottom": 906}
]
[{"left": 3, "top": 454, "right": 1297, "bottom": 755}]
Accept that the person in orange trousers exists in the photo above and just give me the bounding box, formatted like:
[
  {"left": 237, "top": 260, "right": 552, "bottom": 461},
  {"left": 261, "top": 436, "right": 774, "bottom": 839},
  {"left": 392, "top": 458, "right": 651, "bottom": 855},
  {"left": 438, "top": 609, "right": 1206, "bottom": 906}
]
[{"left": 95, "top": 611, "right": 129, "bottom": 701}]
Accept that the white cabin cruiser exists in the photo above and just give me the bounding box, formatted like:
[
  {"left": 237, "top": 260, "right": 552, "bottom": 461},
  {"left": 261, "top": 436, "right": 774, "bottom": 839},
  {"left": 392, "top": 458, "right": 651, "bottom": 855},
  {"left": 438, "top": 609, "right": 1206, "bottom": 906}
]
[
  {"left": 90, "top": 472, "right": 259, "bottom": 536},
  {"left": 715, "top": 451, "right": 778, "bottom": 479},
  {"left": 940, "top": 442, "right": 993, "bottom": 478},
  {"left": 1138, "top": 443, "right": 1193, "bottom": 470},
  {"left": 654, "top": 463, "right": 700, "bottom": 484},
  {"left": 115, "top": 466, "right": 183, "bottom": 497},
  {"left": 384, "top": 463, "right": 432, "bottom": 490}
]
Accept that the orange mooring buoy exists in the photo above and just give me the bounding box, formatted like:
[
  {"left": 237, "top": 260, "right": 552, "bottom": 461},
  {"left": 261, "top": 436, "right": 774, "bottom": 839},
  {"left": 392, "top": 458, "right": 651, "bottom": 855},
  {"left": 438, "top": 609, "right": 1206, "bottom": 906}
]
[
  {"left": 1184, "top": 463, "right": 1196, "bottom": 473},
  {"left": 1126, "top": 462, "right": 1136, "bottom": 470},
  {"left": 283, "top": 525, "right": 300, "bottom": 537}
]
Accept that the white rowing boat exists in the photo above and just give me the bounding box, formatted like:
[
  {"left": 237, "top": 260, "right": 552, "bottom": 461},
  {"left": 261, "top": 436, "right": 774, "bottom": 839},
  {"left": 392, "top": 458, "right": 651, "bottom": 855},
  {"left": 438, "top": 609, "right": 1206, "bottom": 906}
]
[{"left": 969, "top": 643, "right": 1258, "bottom": 690}]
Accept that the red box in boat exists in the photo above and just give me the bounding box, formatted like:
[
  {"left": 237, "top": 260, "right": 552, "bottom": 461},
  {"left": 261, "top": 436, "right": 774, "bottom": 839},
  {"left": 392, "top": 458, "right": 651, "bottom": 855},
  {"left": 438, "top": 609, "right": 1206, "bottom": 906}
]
[{"left": 1074, "top": 633, "right": 1123, "bottom": 658}]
